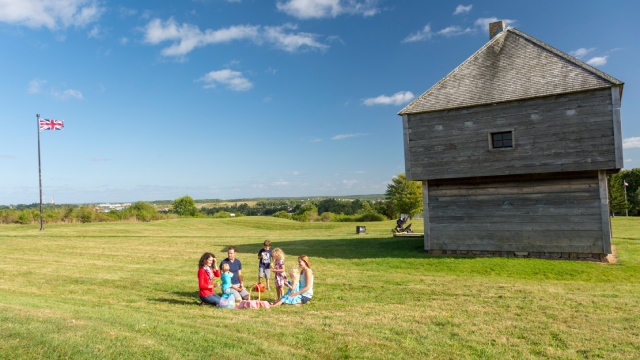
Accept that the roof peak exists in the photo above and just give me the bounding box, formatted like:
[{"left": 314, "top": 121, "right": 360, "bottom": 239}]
[{"left": 399, "top": 27, "right": 623, "bottom": 115}]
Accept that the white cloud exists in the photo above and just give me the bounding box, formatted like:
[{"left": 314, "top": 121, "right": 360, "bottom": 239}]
[
  {"left": 87, "top": 24, "right": 107, "bottom": 39},
  {"left": 310, "top": 138, "right": 322, "bottom": 142},
  {"left": 363, "top": 91, "right": 414, "bottom": 106},
  {"left": 586, "top": 56, "right": 608, "bottom": 66},
  {"left": 623, "top": 137, "right": 640, "bottom": 149},
  {"left": 402, "top": 24, "right": 432, "bottom": 43},
  {"left": 28, "top": 79, "right": 46, "bottom": 94},
  {"left": 331, "top": 133, "right": 366, "bottom": 140},
  {"left": 143, "top": 18, "right": 327, "bottom": 56},
  {"left": 437, "top": 25, "right": 474, "bottom": 37},
  {"left": 263, "top": 24, "right": 328, "bottom": 52},
  {"left": 120, "top": 37, "right": 129, "bottom": 45},
  {"left": 570, "top": 47, "right": 595, "bottom": 59},
  {"left": 197, "top": 69, "right": 253, "bottom": 91},
  {"left": 342, "top": 179, "right": 358, "bottom": 187},
  {"left": 474, "top": 17, "right": 516, "bottom": 30},
  {"left": 453, "top": 4, "right": 472, "bottom": 15},
  {"left": 0, "top": 0, "right": 103, "bottom": 30},
  {"left": 276, "top": 0, "right": 379, "bottom": 19},
  {"left": 52, "top": 89, "right": 83, "bottom": 100},
  {"left": 144, "top": 18, "right": 260, "bottom": 57},
  {"left": 272, "top": 181, "right": 291, "bottom": 186}
]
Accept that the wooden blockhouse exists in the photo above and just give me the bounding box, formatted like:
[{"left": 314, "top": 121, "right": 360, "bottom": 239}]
[{"left": 398, "top": 22, "right": 624, "bottom": 260}]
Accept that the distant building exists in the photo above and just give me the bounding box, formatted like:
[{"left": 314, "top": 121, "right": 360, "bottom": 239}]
[
  {"left": 398, "top": 22, "right": 624, "bottom": 261},
  {"left": 95, "top": 203, "right": 132, "bottom": 212}
]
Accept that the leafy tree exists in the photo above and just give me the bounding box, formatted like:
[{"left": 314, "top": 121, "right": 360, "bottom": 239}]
[
  {"left": 172, "top": 195, "right": 198, "bottom": 216},
  {"left": 272, "top": 211, "right": 292, "bottom": 220},
  {"left": 292, "top": 202, "right": 318, "bottom": 222},
  {"left": 76, "top": 206, "right": 95, "bottom": 223},
  {"left": 608, "top": 174, "right": 630, "bottom": 215},
  {"left": 384, "top": 173, "right": 423, "bottom": 219}
]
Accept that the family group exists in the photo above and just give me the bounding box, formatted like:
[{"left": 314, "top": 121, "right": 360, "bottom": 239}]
[{"left": 197, "top": 240, "right": 314, "bottom": 308}]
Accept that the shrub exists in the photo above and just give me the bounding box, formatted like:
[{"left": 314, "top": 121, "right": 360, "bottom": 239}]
[
  {"left": 331, "top": 213, "right": 356, "bottom": 222},
  {"left": 76, "top": 206, "right": 95, "bottom": 223},
  {"left": 272, "top": 211, "right": 292, "bottom": 220},
  {"left": 212, "top": 211, "right": 231, "bottom": 218},
  {"left": 320, "top": 212, "right": 333, "bottom": 222},
  {"left": 16, "top": 210, "right": 34, "bottom": 224},
  {"left": 355, "top": 212, "right": 387, "bottom": 222},
  {"left": 292, "top": 203, "right": 318, "bottom": 222}
]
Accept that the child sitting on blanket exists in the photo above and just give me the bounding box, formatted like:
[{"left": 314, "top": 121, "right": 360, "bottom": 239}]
[
  {"left": 271, "top": 248, "right": 287, "bottom": 300},
  {"left": 270, "top": 268, "right": 301, "bottom": 306}
]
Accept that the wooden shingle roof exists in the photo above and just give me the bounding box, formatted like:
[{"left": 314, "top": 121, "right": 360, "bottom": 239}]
[{"left": 398, "top": 27, "right": 624, "bottom": 115}]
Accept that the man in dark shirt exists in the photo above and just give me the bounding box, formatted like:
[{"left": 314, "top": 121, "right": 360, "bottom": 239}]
[{"left": 220, "top": 246, "right": 249, "bottom": 300}]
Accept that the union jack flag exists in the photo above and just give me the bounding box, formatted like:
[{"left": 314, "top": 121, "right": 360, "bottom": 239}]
[{"left": 39, "top": 119, "right": 64, "bottom": 131}]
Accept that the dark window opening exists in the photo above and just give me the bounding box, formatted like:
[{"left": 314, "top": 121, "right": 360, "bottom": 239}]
[{"left": 491, "top": 131, "right": 513, "bottom": 149}]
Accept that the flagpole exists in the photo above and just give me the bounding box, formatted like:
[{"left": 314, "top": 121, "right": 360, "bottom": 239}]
[
  {"left": 624, "top": 181, "right": 628, "bottom": 217},
  {"left": 37, "top": 114, "right": 44, "bottom": 231}
]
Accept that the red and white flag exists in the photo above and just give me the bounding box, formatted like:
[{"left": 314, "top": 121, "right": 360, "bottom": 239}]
[{"left": 39, "top": 119, "right": 64, "bottom": 131}]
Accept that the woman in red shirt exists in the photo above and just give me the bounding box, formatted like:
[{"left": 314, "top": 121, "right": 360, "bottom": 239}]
[{"left": 198, "top": 252, "right": 221, "bottom": 306}]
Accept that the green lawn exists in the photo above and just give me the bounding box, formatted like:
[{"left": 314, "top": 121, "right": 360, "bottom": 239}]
[{"left": 1, "top": 217, "right": 639, "bottom": 359}]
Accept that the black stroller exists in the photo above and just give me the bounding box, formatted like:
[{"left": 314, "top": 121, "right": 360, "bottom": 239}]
[{"left": 393, "top": 215, "right": 414, "bottom": 233}]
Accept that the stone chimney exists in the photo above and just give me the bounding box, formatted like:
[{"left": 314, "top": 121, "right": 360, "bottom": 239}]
[{"left": 489, "top": 21, "right": 505, "bottom": 39}]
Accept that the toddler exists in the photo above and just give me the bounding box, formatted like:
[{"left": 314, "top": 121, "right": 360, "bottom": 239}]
[{"left": 270, "top": 267, "right": 301, "bottom": 306}]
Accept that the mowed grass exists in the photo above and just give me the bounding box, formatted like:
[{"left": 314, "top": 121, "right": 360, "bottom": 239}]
[{"left": 0, "top": 217, "right": 639, "bottom": 359}]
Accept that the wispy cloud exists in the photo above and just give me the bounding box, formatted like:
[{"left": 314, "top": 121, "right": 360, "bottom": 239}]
[
  {"left": 28, "top": 79, "right": 47, "bottom": 94},
  {"left": 276, "top": 0, "right": 380, "bottom": 19},
  {"left": 331, "top": 133, "right": 366, "bottom": 140},
  {"left": 437, "top": 25, "right": 474, "bottom": 37},
  {"left": 310, "top": 138, "right": 322, "bottom": 142},
  {"left": 474, "top": 17, "right": 516, "bottom": 30},
  {"left": 0, "top": 0, "right": 104, "bottom": 30},
  {"left": 272, "top": 181, "right": 290, "bottom": 186},
  {"left": 143, "top": 18, "right": 327, "bottom": 56},
  {"left": 570, "top": 47, "right": 595, "bottom": 58},
  {"left": 623, "top": 137, "right": 640, "bottom": 149},
  {"left": 197, "top": 69, "right": 253, "bottom": 91},
  {"left": 363, "top": 91, "right": 414, "bottom": 106},
  {"left": 87, "top": 24, "right": 107, "bottom": 39},
  {"left": 263, "top": 24, "right": 328, "bottom": 52},
  {"left": 52, "top": 89, "right": 83, "bottom": 100},
  {"left": 453, "top": 4, "right": 472, "bottom": 15},
  {"left": 342, "top": 179, "right": 358, "bottom": 187},
  {"left": 404, "top": 18, "right": 516, "bottom": 43},
  {"left": 586, "top": 56, "right": 608, "bottom": 66},
  {"left": 402, "top": 24, "right": 433, "bottom": 43},
  {"left": 0, "top": 154, "right": 17, "bottom": 159}
]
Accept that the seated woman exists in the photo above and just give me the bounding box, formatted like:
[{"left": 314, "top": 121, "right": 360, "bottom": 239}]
[
  {"left": 291, "top": 255, "right": 314, "bottom": 305},
  {"left": 198, "top": 252, "right": 221, "bottom": 306},
  {"left": 272, "top": 255, "right": 314, "bottom": 306}
]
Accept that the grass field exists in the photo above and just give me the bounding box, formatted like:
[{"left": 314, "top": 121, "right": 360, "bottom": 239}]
[{"left": 1, "top": 217, "right": 639, "bottom": 359}]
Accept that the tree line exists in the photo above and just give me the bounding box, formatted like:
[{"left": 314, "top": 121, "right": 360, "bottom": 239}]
[
  {"left": 0, "top": 173, "right": 424, "bottom": 225},
  {"left": 609, "top": 168, "right": 640, "bottom": 216}
]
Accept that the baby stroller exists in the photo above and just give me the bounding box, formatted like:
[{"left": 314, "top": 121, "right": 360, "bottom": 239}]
[{"left": 393, "top": 215, "right": 414, "bottom": 234}]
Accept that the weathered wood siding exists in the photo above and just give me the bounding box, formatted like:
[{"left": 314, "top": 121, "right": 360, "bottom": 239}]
[
  {"left": 406, "top": 88, "right": 619, "bottom": 181},
  {"left": 425, "top": 171, "right": 609, "bottom": 253}
]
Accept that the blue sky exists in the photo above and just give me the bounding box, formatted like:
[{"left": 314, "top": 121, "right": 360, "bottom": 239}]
[{"left": 1, "top": 0, "right": 639, "bottom": 205}]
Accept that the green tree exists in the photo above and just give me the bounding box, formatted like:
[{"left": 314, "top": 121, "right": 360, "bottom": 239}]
[
  {"left": 172, "top": 195, "right": 198, "bottom": 216},
  {"left": 608, "top": 174, "right": 630, "bottom": 215},
  {"left": 384, "top": 173, "right": 423, "bottom": 219}
]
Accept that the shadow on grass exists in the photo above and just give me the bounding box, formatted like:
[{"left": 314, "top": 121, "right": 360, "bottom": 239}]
[
  {"left": 149, "top": 291, "right": 201, "bottom": 305},
  {"left": 227, "top": 236, "right": 432, "bottom": 260}
]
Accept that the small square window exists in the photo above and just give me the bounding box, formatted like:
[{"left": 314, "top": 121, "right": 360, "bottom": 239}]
[{"left": 490, "top": 131, "right": 513, "bottom": 149}]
